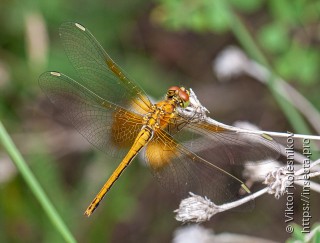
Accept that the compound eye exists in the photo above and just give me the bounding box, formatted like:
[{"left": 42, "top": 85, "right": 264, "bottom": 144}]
[
  {"left": 180, "top": 87, "right": 190, "bottom": 96},
  {"left": 167, "top": 86, "right": 181, "bottom": 99},
  {"left": 178, "top": 89, "right": 190, "bottom": 108},
  {"left": 178, "top": 89, "right": 189, "bottom": 102},
  {"left": 168, "top": 86, "right": 180, "bottom": 91},
  {"left": 167, "top": 86, "right": 180, "bottom": 93}
]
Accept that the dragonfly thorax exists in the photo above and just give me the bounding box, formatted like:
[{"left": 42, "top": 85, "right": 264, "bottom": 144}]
[{"left": 143, "top": 100, "right": 177, "bottom": 130}]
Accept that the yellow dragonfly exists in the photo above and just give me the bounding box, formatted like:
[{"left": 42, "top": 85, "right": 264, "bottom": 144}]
[{"left": 39, "top": 22, "right": 279, "bottom": 217}]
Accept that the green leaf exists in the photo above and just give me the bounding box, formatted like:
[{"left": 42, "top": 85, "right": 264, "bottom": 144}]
[
  {"left": 275, "top": 46, "right": 319, "bottom": 84},
  {"left": 229, "top": 0, "right": 263, "bottom": 12},
  {"left": 205, "top": 0, "right": 231, "bottom": 32},
  {"left": 190, "top": 12, "right": 208, "bottom": 31},
  {"left": 298, "top": 51, "right": 319, "bottom": 84},
  {"left": 258, "top": 23, "right": 290, "bottom": 53},
  {"left": 292, "top": 224, "right": 304, "bottom": 240},
  {"left": 269, "top": 0, "right": 301, "bottom": 25}
]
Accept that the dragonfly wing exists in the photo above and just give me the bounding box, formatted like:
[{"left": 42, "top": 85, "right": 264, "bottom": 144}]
[
  {"left": 163, "top": 114, "right": 280, "bottom": 166},
  {"left": 144, "top": 129, "right": 253, "bottom": 205},
  {"left": 59, "top": 22, "right": 152, "bottom": 114},
  {"left": 39, "top": 71, "right": 144, "bottom": 158},
  {"left": 181, "top": 121, "right": 280, "bottom": 166}
]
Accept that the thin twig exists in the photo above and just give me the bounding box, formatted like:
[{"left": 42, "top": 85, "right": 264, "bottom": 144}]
[{"left": 175, "top": 159, "right": 320, "bottom": 223}]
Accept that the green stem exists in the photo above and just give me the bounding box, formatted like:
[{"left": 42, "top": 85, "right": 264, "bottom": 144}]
[
  {"left": 228, "top": 11, "right": 312, "bottom": 136},
  {"left": 0, "top": 121, "right": 76, "bottom": 243}
]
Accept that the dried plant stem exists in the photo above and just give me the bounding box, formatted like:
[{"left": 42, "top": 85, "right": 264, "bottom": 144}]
[
  {"left": 205, "top": 116, "right": 320, "bottom": 141},
  {"left": 175, "top": 160, "right": 320, "bottom": 223}
]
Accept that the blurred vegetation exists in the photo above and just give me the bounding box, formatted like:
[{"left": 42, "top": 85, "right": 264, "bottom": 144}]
[
  {"left": 0, "top": 0, "right": 319, "bottom": 242},
  {"left": 154, "top": 0, "right": 320, "bottom": 84},
  {"left": 287, "top": 223, "right": 320, "bottom": 243}
]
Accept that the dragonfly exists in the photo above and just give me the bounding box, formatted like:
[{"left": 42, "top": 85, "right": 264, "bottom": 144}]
[{"left": 39, "top": 22, "right": 279, "bottom": 217}]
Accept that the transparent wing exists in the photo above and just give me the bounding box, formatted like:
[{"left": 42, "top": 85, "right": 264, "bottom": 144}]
[
  {"left": 145, "top": 129, "right": 252, "bottom": 205},
  {"left": 182, "top": 120, "right": 280, "bottom": 166},
  {"left": 39, "top": 71, "right": 144, "bottom": 158},
  {"left": 145, "top": 120, "right": 280, "bottom": 204},
  {"left": 163, "top": 113, "right": 279, "bottom": 166},
  {"left": 59, "top": 22, "right": 152, "bottom": 114}
]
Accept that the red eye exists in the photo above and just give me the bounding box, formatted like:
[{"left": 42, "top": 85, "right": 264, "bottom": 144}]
[
  {"left": 168, "top": 86, "right": 180, "bottom": 92},
  {"left": 178, "top": 89, "right": 189, "bottom": 102}
]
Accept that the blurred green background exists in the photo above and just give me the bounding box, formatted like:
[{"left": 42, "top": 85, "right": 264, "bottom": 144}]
[{"left": 0, "top": 0, "right": 319, "bottom": 242}]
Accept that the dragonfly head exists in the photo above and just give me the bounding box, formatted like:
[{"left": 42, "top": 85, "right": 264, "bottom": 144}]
[{"left": 166, "top": 86, "right": 190, "bottom": 108}]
